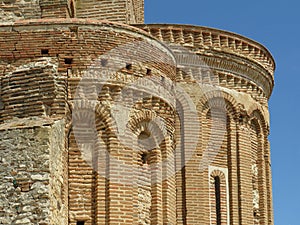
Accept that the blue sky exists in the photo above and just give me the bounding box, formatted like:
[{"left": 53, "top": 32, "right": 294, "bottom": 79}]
[{"left": 145, "top": 1, "right": 299, "bottom": 224}]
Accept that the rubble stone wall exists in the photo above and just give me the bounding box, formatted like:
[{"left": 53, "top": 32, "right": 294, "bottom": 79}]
[{"left": 0, "top": 118, "right": 67, "bottom": 225}]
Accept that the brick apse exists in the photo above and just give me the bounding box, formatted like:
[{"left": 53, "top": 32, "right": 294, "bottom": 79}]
[{"left": 0, "top": 1, "right": 275, "bottom": 225}]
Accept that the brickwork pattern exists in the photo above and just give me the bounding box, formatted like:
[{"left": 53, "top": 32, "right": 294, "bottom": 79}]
[{"left": 0, "top": 1, "right": 275, "bottom": 225}]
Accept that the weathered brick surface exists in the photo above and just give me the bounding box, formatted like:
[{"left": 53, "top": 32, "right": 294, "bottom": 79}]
[
  {"left": 0, "top": 0, "right": 41, "bottom": 23},
  {"left": 0, "top": 2, "right": 275, "bottom": 225},
  {"left": 76, "top": 0, "right": 144, "bottom": 24},
  {"left": 0, "top": 0, "right": 144, "bottom": 23}
]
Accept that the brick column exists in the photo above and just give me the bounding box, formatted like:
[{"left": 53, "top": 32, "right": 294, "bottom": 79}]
[
  {"left": 236, "top": 116, "right": 254, "bottom": 224},
  {"left": 258, "top": 132, "right": 268, "bottom": 225},
  {"left": 150, "top": 148, "right": 163, "bottom": 225},
  {"left": 40, "top": 0, "right": 69, "bottom": 18},
  {"left": 183, "top": 110, "right": 205, "bottom": 225},
  {"left": 175, "top": 113, "right": 187, "bottom": 225},
  {"left": 228, "top": 118, "right": 240, "bottom": 225},
  {"left": 107, "top": 136, "right": 134, "bottom": 224},
  {"left": 162, "top": 136, "right": 176, "bottom": 225},
  {"left": 265, "top": 140, "right": 274, "bottom": 225},
  {"left": 94, "top": 132, "right": 109, "bottom": 224}
]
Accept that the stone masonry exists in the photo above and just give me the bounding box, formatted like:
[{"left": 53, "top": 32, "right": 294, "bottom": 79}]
[{"left": 0, "top": 1, "right": 275, "bottom": 224}]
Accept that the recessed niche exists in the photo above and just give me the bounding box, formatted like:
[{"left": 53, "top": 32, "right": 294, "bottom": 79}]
[
  {"left": 69, "top": 26, "right": 78, "bottom": 32},
  {"left": 41, "top": 49, "right": 49, "bottom": 55},
  {"left": 141, "top": 152, "right": 149, "bottom": 165},
  {"left": 64, "top": 58, "right": 73, "bottom": 65},
  {"left": 77, "top": 221, "right": 85, "bottom": 225},
  {"left": 138, "top": 131, "right": 150, "bottom": 140},
  {"left": 126, "top": 63, "right": 132, "bottom": 70},
  {"left": 239, "top": 115, "right": 244, "bottom": 122},
  {"left": 101, "top": 58, "right": 108, "bottom": 67},
  {"left": 146, "top": 68, "right": 151, "bottom": 75}
]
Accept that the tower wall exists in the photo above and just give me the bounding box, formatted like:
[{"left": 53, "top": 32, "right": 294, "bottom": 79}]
[
  {"left": 0, "top": 19, "right": 175, "bottom": 225},
  {"left": 0, "top": 0, "right": 42, "bottom": 22},
  {"left": 76, "top": 0, "right": 144, "bottom": 23},
  {"left": 135, "top": 24, "right": 275, "bottom": 225},
  {"left": 0, "top": 0, "right": 144, "bottom": 23}
]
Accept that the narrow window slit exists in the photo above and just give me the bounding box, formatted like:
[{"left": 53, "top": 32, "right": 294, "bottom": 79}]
[
  {"left": 214, "top": 176, "right": 221, "bottom": 225},
  {"left": 70, "top": 0, "right": 75, "bottom": 18}
]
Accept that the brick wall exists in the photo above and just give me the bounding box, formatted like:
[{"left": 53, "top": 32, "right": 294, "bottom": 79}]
[
  {"left": 0, "top": 0, "right": 41, "bottom": 22},
  {"left": 0, "top": 6, "right": 275, "bottom": 225},
  {"left": 0, "top": 0, "right": 144, "bottom": 23},
  {"left": 75, "top": 0, "right": 144, "bottom": 24}
]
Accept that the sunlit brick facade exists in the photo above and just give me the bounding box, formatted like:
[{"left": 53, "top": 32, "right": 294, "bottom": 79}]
[{"left": 0, "top": 1, "right": 274, "bottom": 224}]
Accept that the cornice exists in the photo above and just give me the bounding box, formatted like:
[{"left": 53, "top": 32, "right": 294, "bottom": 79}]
[{"left": 134, "top": 24, "right": 275, "bottom": 98}]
